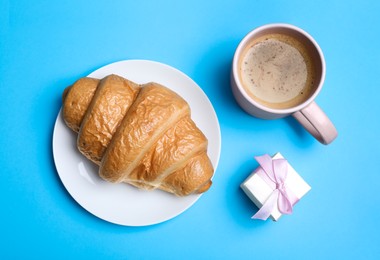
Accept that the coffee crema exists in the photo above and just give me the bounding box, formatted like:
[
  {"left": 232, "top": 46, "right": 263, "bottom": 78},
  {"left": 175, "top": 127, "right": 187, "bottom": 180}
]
[{"left": 239, "top": 33, "right": 316, "bottom": 109}]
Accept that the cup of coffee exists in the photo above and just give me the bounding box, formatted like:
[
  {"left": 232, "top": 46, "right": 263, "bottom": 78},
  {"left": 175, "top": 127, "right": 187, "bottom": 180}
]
[{"left": 231, "top": 23, "right": 337, "bottom": 144}]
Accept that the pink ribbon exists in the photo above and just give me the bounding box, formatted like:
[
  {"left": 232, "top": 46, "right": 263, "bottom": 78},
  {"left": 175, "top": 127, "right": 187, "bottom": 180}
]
[{"left": 252, "top": 154, "right": 299, "bottom": 220}]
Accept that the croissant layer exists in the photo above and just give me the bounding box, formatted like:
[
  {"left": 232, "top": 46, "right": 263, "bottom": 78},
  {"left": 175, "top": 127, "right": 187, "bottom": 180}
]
[{"left": 78, "top": 75, "right": 140, "bottom": 164}]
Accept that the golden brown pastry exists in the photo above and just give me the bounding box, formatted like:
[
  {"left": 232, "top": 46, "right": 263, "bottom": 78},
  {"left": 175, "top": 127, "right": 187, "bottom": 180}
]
[
  {"left": 63, "top": 77, "right": 99, "bottom": 132},
  {"left": 62, "top": 74, "right": 214, "bottom": 196},
  {"left": 77, "top": 75, "right": 140, "bottom": 164}
]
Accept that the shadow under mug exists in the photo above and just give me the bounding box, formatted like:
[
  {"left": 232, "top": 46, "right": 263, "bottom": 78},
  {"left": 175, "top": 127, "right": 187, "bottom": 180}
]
[{"left": 231, "top": 23, "right": 338, "bottom": 145}]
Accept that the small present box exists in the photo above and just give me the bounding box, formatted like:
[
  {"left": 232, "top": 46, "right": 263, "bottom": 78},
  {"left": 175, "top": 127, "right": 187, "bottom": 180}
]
[{"left": 240, "top": 153, "right": 311, "bottom": 221}]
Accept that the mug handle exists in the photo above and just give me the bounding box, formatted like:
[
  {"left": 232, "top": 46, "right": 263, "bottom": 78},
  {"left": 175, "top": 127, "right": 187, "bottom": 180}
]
[{"left": 292, "top": 101, "right": 338, "bottom": 145}]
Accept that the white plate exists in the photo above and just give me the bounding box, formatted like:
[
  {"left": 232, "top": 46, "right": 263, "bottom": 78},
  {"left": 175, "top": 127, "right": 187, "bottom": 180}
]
[{"left": 52, "top": 60, "right": 221, "bottom": 226}]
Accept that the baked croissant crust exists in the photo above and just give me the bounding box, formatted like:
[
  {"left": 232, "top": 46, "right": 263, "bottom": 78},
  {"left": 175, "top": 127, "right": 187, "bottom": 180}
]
[{"left": 62, "top": 74, "right": 214, "bottom": 196}]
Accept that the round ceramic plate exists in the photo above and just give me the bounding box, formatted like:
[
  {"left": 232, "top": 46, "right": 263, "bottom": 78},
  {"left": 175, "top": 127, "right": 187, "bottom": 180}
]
[{"left": 52, "top": 60, "right": 221, "bottom": 226}]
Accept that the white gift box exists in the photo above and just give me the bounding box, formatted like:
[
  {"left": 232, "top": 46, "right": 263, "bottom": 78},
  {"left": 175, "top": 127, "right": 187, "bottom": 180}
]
[{"left": 240, "top": 153, "right": 311, "bottom": 221}]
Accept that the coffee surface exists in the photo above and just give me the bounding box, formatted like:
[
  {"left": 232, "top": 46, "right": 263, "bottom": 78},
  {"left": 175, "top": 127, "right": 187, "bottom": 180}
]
[{"left": 239, "top": 33, "right": 315, "bottom": 109}]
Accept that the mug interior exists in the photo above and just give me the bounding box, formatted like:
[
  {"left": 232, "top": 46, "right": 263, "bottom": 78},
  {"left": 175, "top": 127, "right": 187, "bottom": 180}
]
[{"left": 234, "top": 24, "right": 325, "bottom": 114}]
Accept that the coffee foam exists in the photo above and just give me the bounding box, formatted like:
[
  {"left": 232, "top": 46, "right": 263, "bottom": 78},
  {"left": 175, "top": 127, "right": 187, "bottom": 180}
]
[{"left": 239, "top": 33, "right": 316, "bottom": 109}]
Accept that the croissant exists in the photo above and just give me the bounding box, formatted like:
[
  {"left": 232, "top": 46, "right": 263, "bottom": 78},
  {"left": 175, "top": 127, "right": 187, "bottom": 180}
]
[{"left": 62, "top": 74, "right": 214, "bottom": 196}]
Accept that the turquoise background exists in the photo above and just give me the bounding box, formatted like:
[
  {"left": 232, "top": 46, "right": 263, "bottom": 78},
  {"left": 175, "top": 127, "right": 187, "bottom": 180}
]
[{"left": 1, "top": 0, "right": 379, "bottom": 258}]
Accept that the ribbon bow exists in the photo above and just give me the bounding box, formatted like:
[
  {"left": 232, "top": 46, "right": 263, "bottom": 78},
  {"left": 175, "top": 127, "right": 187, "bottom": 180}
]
[{"left": 252, "top": 154, "right": 299, "bottom": 220}]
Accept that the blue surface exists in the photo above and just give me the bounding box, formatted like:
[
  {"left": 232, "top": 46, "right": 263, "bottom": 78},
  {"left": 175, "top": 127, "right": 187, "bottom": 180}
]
[{"left": 1, "top": 0, "right": 379, "bottom": 258}]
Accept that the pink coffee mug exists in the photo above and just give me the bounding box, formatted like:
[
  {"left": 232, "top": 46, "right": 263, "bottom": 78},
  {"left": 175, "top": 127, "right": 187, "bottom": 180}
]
[{"left": 231, "top": 23, "right": 338, "bottom": 145}]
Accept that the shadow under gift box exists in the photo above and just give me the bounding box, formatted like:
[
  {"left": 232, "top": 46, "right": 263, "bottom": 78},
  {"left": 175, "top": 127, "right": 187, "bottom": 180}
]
[{"left": 240, "top": 153, "right": 311, "bottom": 221}]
